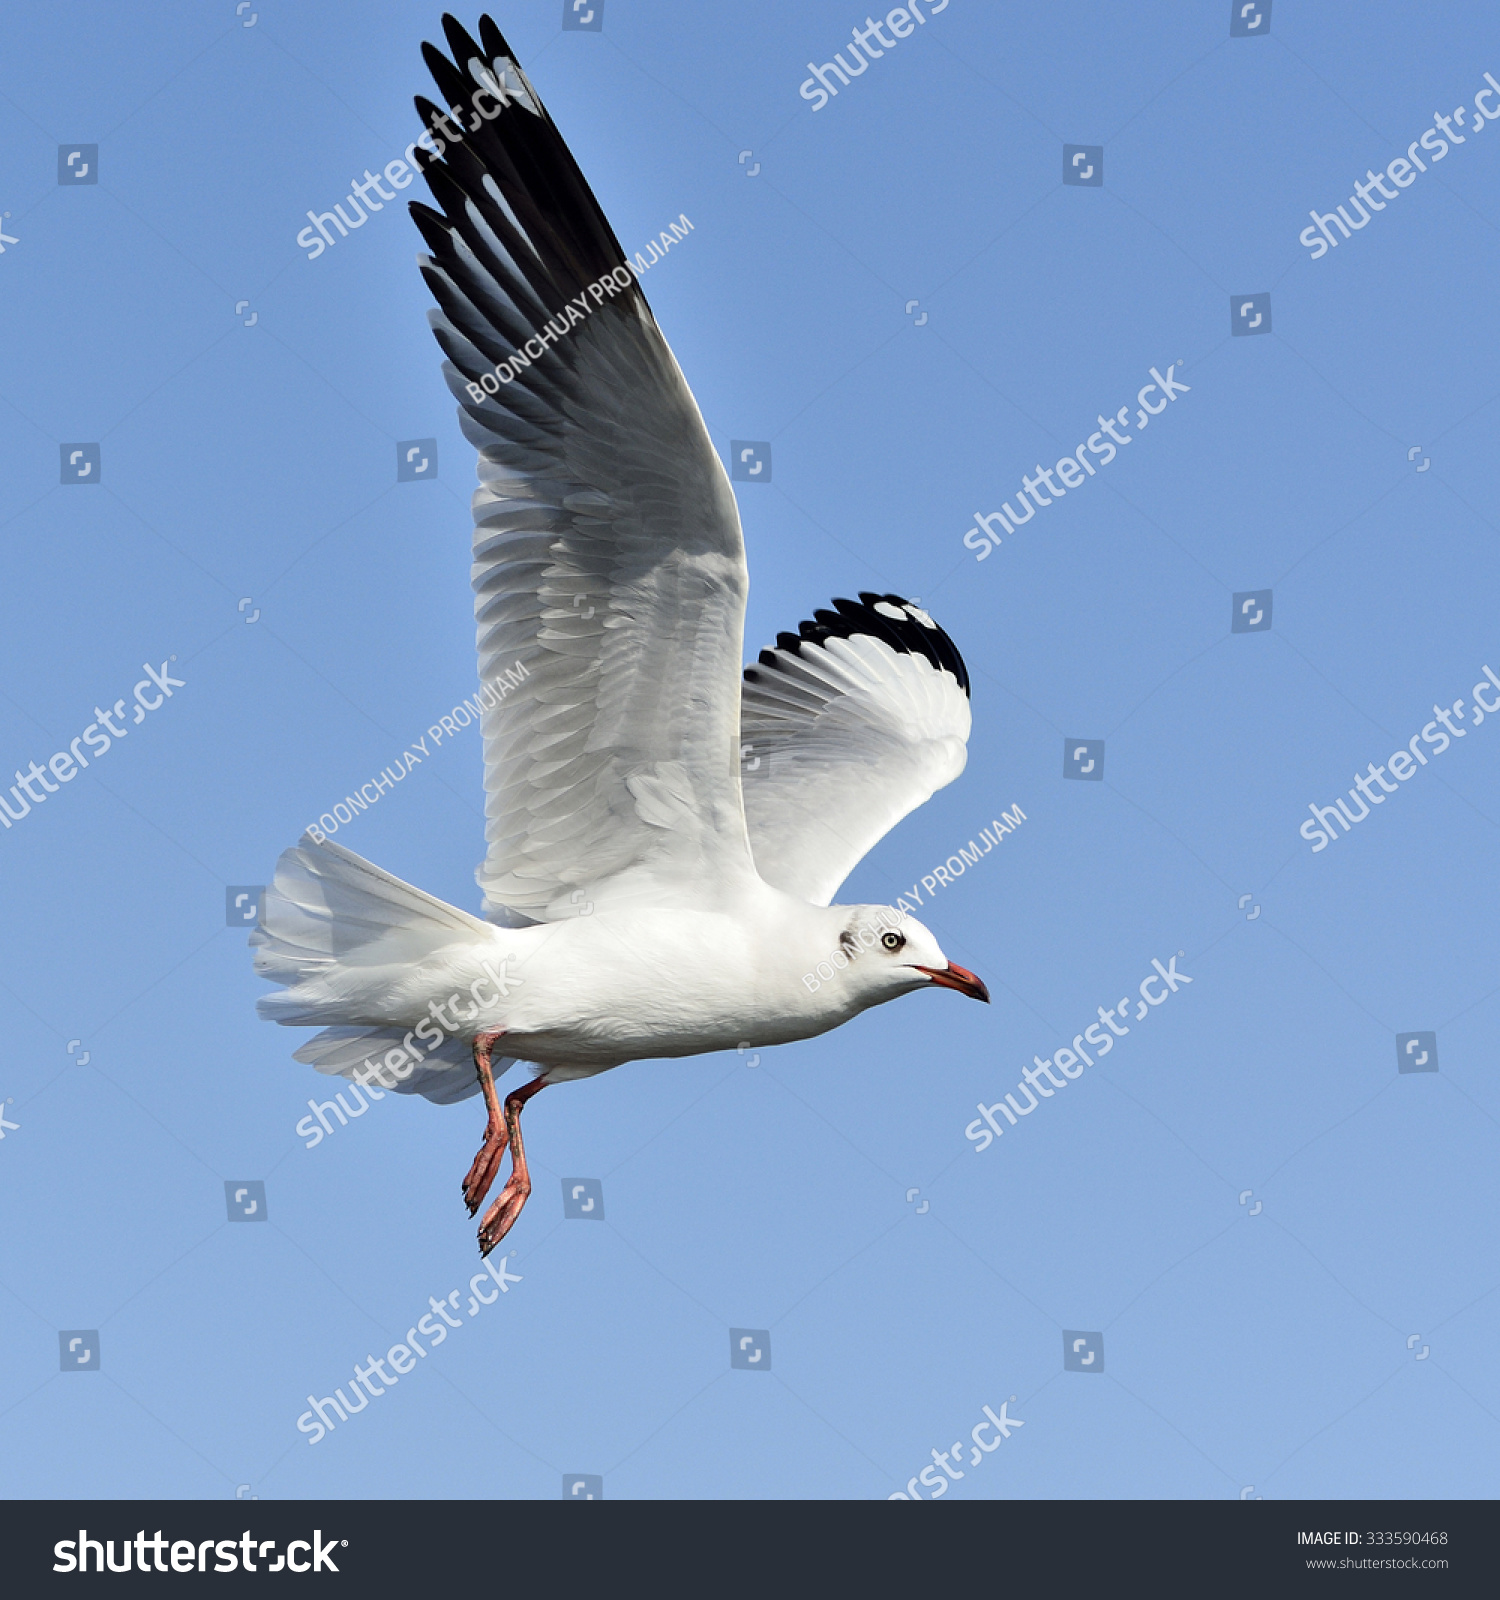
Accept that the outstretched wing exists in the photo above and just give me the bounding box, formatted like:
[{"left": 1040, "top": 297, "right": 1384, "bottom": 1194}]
[
  {"left": 414, "top": 15, "right": 755, "bottom": 921},
  {"left": 738, "top": 593, "right": 971, "bottom": 906}
]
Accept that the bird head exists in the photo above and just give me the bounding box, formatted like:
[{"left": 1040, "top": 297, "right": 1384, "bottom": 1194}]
[{"left": 826, "top": 906, "right": 989, "bottom": 1006}]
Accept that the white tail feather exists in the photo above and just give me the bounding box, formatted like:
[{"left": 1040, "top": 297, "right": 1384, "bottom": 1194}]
[
  {"left": 252, "top": 833, "right": 489, "bottom": 987},
  {"left": 253, "top": 834, "right": 530, "bottom": 1104}
]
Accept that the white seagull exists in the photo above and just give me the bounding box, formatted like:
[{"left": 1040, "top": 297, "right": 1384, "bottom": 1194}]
[{"left": 253, "top": 14, "right": 987, "bottom": 1255}]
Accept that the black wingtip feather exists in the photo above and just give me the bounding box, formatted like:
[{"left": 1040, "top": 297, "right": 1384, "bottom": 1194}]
[
  {"left": 412, "top": 15, "right": 649, "bottom": 379},
  {"left": 441, "top": 13, "right": 484, "bottom": 68},
  {"left": 408, "top": 200, "right": 455, "bottom": 258},
  {"left": 865, "top": 592, "right": 969, "bottom": 694},
  {"left": 478, "top": 15, "right": 513, "bottom": 62},
  {"left": 746, "top": 594, "right": 970, "bottom": 699},
  {"left": 421, "top": 39, "right": 471, "bottom": 109}
]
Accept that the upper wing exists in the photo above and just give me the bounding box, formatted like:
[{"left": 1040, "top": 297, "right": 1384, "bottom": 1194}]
[
  {"left": 413, "top": 15, "right": 755, "bottom": 921},
  {"left": 738, "top": 593, "right": 972, "bottom": 906}
]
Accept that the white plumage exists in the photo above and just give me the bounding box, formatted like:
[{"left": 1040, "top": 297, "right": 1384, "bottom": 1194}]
[{"left": 251, "top": 15, "right": 988, "bottom": 1253}]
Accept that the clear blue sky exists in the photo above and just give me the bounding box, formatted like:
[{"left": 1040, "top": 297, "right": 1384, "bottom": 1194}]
[{"left": 1, "top": 0, "right": 1497, "bottom": 1500}]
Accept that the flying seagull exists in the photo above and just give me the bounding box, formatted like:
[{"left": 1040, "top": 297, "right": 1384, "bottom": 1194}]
[{"left": 253, "top": 13, "right": 986, "bottom": 1256}]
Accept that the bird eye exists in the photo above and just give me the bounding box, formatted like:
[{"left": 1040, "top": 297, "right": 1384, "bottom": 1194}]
[{"left": 881, "top": 930, "right": 904, "bottom": 951}]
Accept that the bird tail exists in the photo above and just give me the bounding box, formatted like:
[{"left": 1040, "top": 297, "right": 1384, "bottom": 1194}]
[
  {"left": 251, "top": 833, "right": 516, "bottom": 1104},
  {"left": 251, "top": 832, "right": 489, "bottom": 998}
]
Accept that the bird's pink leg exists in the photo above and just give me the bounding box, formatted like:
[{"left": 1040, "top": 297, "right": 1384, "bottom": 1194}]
[
  {"left": 477, "top": 1075, "right": 548, "bottom": 1257},
  {"left": 462, "top": 1031, "right": 509, "bottom": 1216}
]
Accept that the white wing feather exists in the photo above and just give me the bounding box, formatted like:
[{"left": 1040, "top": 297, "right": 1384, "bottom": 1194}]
[
  {"left": 738, "top": 596, "right": 972, "bottom": 905},
  {"left": 416, "top": 19, "right": 757, "bottom": 923}
]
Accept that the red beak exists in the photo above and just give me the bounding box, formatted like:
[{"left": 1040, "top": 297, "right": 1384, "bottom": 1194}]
[{"left": 916, "top": 962, "right": 990, "bottom": 1003}]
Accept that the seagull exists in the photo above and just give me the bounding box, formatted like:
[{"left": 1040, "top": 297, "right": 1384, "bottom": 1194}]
[{"left": 253, "top": 14, "right": 987, "bottom": 1256}]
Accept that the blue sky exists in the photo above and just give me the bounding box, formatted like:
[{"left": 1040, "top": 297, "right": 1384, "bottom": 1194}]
[{"left": 1, "top": 0, "right": 1497, "bottom": 1500}]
